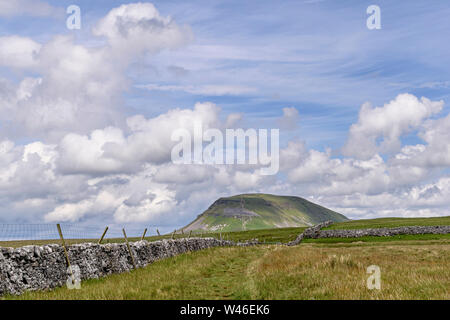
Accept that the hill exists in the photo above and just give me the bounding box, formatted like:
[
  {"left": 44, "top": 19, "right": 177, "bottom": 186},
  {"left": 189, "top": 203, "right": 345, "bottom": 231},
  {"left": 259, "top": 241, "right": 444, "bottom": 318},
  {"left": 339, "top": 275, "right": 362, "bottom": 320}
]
[{"left": 182, "top": 193, "right": 349, "bottom": 232}]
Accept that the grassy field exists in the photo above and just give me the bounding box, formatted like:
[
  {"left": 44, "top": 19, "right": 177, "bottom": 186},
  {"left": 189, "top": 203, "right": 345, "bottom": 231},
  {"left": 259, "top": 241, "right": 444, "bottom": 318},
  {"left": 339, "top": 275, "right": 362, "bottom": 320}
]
[{"left": 5, "top": 239, "right": 449, "bottom": 300}]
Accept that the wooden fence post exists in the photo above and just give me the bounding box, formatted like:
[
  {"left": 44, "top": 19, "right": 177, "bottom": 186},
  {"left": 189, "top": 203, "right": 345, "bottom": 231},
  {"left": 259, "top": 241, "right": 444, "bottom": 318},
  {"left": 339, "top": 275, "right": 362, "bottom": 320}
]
[
  {"left": 141, "top": 228, "right": 147, "bottom": 241},
  {"left": 156, "top": 229, "right": 161, "bottom": 236},
  {"left": 171, "top": 230, "right": 175, "bottom": 239},
  {"left": 188, "top": 230, "right": 192, "bottom": 239},
  {"left": 122, "top": 228, "right": 137, "bottom": 270},
  {"left": 98, "top": 226, "right": 109, "bottom": 244},
  {"left": 56, "top": 224, "right": 74, "bottom": 283}
]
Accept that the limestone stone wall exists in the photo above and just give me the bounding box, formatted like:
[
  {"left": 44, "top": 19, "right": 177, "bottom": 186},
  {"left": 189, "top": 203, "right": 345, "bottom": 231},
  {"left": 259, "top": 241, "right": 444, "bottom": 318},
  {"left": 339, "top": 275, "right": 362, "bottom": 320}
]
[
  {"left": 286, "top": 223, "right": 450, "bottom": 245},
  {"left": 286, "top": 221, "right": 333, "bottom": 246},
  {"left": 313, "top": 225, "right": 450, "bottom": 239},
  {"left": 0, "top": 237, "right": 233, "bottom": 296}
]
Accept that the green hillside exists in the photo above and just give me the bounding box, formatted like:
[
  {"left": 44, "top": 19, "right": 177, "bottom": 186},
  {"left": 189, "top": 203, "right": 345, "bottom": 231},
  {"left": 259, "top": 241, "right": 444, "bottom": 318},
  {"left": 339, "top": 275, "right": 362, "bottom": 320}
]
[{"left": 182, "top": 193, "right": 349, "bottom": 232}]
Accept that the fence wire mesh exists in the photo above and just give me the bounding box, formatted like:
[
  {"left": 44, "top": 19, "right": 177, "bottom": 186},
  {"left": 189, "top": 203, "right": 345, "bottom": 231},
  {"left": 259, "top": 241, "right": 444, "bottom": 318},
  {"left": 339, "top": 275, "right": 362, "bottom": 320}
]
[
  {"left": 0, "top": 224, "right": 160, "bottom": 244},
  {"left": 0, "top": 223, "right": 235, "bottom": 248}
]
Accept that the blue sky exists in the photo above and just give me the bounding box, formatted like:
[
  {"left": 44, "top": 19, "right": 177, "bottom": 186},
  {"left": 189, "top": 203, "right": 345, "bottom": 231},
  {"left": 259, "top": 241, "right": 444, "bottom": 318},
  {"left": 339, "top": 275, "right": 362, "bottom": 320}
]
[{"left": 0, "top": 1, "right": 449, "bottom": 230}]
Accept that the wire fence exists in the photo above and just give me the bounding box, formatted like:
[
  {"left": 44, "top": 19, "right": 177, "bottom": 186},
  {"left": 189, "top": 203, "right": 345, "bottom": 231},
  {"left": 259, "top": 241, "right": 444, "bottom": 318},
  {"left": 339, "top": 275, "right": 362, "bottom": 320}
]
[
  {"left": 0, "top": 224, "right": 266, "bottom": 247},
  {"left": 0, "top": 223, "right": 166, "bottom": 244}
]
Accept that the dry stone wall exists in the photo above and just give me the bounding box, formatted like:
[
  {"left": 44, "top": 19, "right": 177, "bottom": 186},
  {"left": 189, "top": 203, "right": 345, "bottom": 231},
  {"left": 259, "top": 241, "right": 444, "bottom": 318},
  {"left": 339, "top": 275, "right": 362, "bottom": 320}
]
[
  {"left": 312, "top": 225, "right": 450, "bottom": 239},
  {"left": 286, "top": 221, "right": 333, "bottom": 246},
  {"left": 287, "top": 223, "right": 450, "bottom": 246},
  {"left": 0, "top": 237, "right": 233, "bottom": 296}
]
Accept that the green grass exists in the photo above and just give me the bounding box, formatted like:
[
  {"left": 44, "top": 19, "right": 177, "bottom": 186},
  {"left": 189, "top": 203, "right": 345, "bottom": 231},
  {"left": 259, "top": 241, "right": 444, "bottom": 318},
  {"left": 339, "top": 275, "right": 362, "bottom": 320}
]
[
  {"left": 209, "top": 226, "right": 306, "bottom": 244},
  {"left": 325, "top": 216, "right": 450, "bottom": 230},
  {"left": 5, "top": 240, "right": 449, "bottom": 300}
]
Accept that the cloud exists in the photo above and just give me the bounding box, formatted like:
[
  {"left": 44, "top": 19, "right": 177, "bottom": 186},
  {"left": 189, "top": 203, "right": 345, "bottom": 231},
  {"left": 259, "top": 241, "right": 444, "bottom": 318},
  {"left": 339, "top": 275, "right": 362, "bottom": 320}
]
[
  {"left": 0, "top": 140, "right": 87, "bottom": 216},
  {"left": 0, "top": 35, "right": 126, "bottom": 139},
  {"left": 0, "top": 0, "right": 63, "bottom": 17},
  {"left": 277, "top": 107, "right": 300, "bottom": 130},
  {"left": 286, "top": 148, "right": 391, "bottom": 197},
  {"left": 319, "top": 176, "right": 450, "bottom": 219},
  {"left": 113, "top": 186, "right": 177, "bottom": 223},
  {"left": 0, "top": 3, "right": 193, "bottom": 140},
  {"left": 109, "top": 102, "right": 222, "bottom": 166},
  {"left": 54, "top": 102, "right": 222, "bottom": 176},
  {"left": 93, "top": 2, "right": 193, "bottom": 57},
  {"left": 225, "top": 113, "right": 243, "bottom": 128},
  {"left": 0, "top": 93, "right": 449, "bottom": 227},
  {"left": 342, "top": 94, "right": 444, "bottom": 159},
  {"left": 389, "top": 113, "right": 450, "bottom": 169},
  {"left": 137, "top": 83, "right": 257, "bottom": 96},
  {"left": 279, "top": 140, "right": 307, "bottom": 170},
  {"left": 57, "top": 127, "right": 127, "bottom": 175},
  {"left": 45, "top": 92, "right": 450, "bottom": 223},
  {"left": 0, "top": 99, "right": 277, "bottom": 225},
  {"left": 416, "top": 114, "right": 450, "bottom": 167},
  {"left": 45, "top": 200, "right": 94, "bottom": 223},
  {"left": 153, "top": 164, "right": 216, "bottom": 184},
  {"left": 0, "top": 36, "right": 41, "bottom": 68}
]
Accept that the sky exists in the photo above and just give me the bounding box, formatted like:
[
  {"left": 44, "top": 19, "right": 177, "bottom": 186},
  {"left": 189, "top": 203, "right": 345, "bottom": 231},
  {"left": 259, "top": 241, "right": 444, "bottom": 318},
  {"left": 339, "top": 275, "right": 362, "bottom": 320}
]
[{"left": 0, "top": 0, "right": 449, "bottom": 233}]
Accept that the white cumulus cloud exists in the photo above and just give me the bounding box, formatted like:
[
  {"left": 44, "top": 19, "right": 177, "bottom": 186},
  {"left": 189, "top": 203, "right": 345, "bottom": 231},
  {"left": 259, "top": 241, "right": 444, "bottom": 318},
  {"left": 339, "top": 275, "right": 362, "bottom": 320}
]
[
  {"left": 93, "top": 2, "right": 193, "bottom": 57},
  {"left": 342, "top": 94, "right": 443, "bottom": 159}
]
